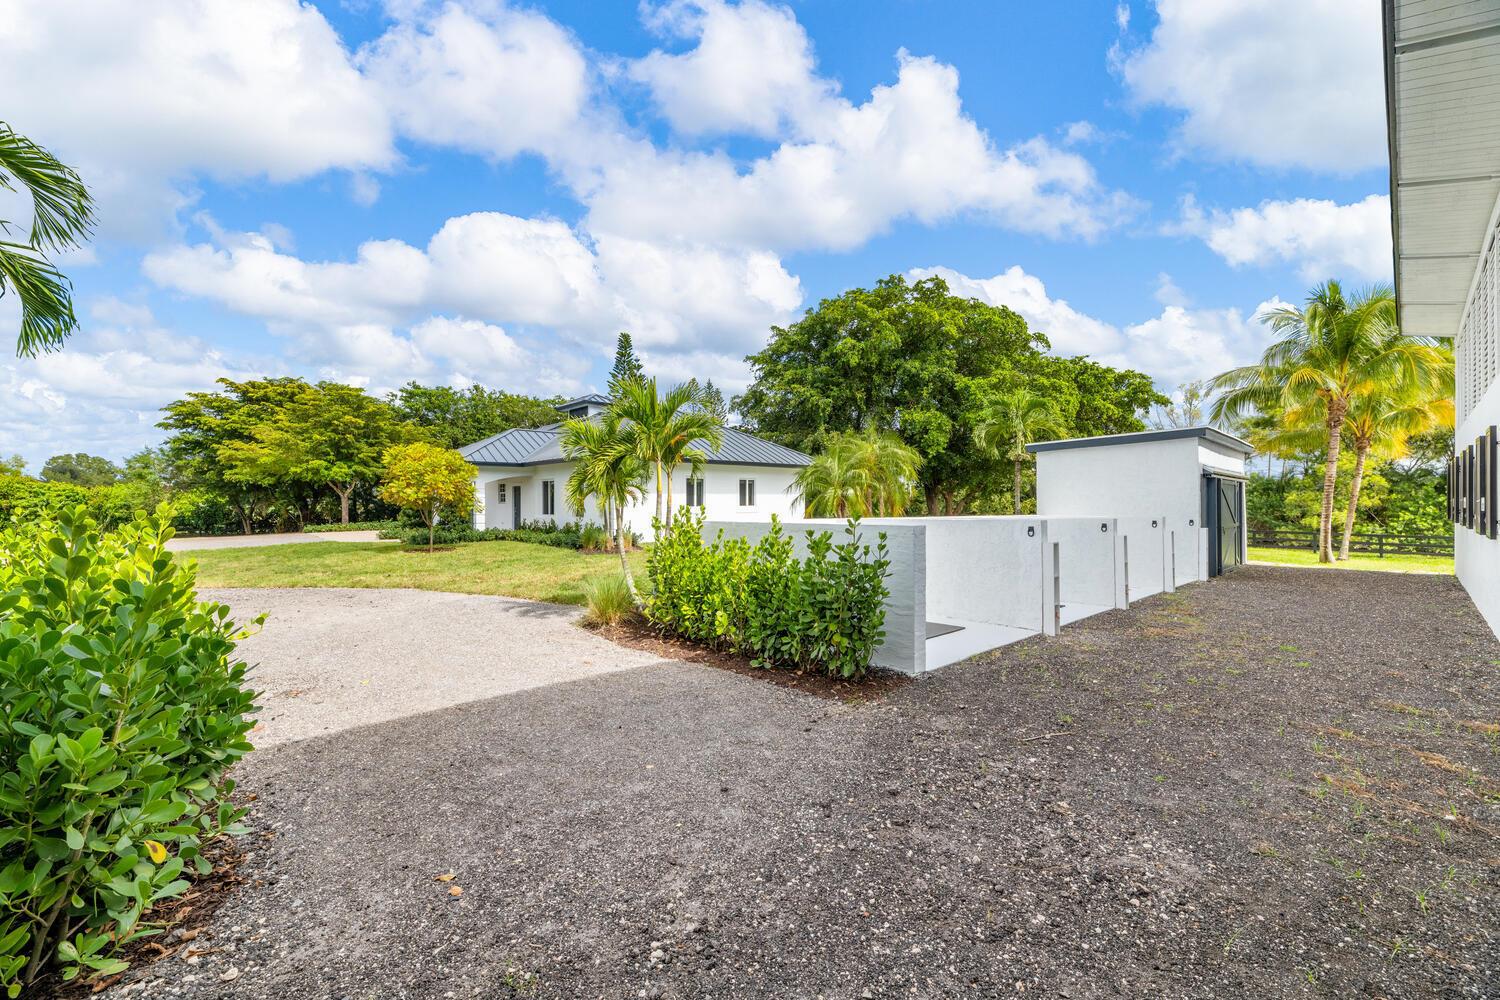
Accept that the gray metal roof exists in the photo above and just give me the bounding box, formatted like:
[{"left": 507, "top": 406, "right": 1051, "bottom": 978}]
[
  {"left": 1384, "top": 0, "right": 1500, "bottom": 337},
  {"left": 459, "top": 424, "right": 812, "bottom": 468},
  {"left": 557, "top": 393, "right": 612, "bottom": 409},
  {"left": 1026, "top": 426, "right": 1254, "bottom": 456}
]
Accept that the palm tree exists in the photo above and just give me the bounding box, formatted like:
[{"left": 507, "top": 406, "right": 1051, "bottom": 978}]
[
  {"left": 793, "top": 444, "right": 871, "bottom": 518},
  {"left": 613, "top": 377, "right": 723, "bottom": 531},
  {"left": 976, "top": 388, "right": 1066, "bottom": 514},
  {"left": 1210, "top": 282, "right": 1448, "bottom": 562},
  {"left": 0, "top": 123, "right": 95, "bottom": 356},
  {"left": 560, "top": 412, "right": 648, "bottom": 600}
]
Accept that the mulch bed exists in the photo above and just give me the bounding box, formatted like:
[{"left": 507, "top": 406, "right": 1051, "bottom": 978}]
[
  {"left": 589, "top": 616, "right": 911, "bottom": 703},
  {"left": 47, "top": 828, "right": 254, "bottom": 998}
]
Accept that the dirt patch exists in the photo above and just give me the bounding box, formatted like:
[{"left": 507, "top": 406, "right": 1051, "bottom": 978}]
[{"left": 590, "top": 616, "right": 911, "bottom": 703}]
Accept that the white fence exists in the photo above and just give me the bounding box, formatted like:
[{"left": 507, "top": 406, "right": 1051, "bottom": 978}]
[{"left": 701, "top": 514, "right": 1193, "bottom": 677}]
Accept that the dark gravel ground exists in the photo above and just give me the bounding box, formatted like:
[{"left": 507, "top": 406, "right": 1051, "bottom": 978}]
[{"left": 97, "top": 566, "right": 1498, "bottom": 1000}]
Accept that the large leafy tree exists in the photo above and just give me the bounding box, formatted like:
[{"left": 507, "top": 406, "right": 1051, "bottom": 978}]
[
  {"left": 219, "top": 382, "right": 417, "bottom": 524},
  {"left": 976, "top": 388, "right": 1066, "bottom": 514},
  {"left": 613, "top": 377, "right": 724, "bottom": 528},
  {"left": 388, "top": 382, "right": 560, "bottom": 448},
  {"left": 736, "top": 274, "right": 1162, "bottom": 514},
  {"left": 158, "top": 378, "right": 314, "bottom": 534},
  {"left": 1, "top": 123, "right": 95, "bottom": 356},
  {"left": 378, "top": 442, "right": 476, "bottom": 552},
  {"left": 40, "top": 452, "right": 121, "bottom": 486},
  {"left": 1210, "top": 282, "right": 1449, "bottom": 562}
]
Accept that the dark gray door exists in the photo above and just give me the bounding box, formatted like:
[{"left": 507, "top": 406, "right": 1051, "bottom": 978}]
[
  {"left": 1204, "top": 476, "right": 1244, "bottom": 576},
  {"left": 512, "top": 485, "right": 521, "bottom": 529}
]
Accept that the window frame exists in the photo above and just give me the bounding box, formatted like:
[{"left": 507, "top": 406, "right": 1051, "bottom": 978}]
[
  {"left": 542, "top": 479, "right": 556, "bottom": 516},
  {"left": 686, "top": 475, "right": 705, "bottom": 508},
  {"left": 738, "top": 478, "right": 755, "bottom": 508}
]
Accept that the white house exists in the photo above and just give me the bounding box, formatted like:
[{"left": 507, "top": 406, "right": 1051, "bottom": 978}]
[
  {"left": 460, "top": 394, "right": 811, "bottom": 533},
  {"left": 1384, "top": 2, "right": 1500, "bottom": 634}
]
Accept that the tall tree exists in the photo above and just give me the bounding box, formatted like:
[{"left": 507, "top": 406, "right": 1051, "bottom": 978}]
[
  {"left": 607, "top": 332, "right": 645, "bottom": 398},
  {"left": 389, "top": 382, "right": 561, "bottom": 448},
  {"left": 40, "top": 452, "right": 121, "bottom": 486},
  {"left": 0, "top": 123, "right": 95, "bottom": 356},
  {"left": 560, "top": 412, "right": 649, "bottom": 601},
  {"left": 976, "top": 388, "right": 1066, "bottom": 514},
  {"left": 612, "top": 377, "right": 724, "bottom": 528},
  {"left": 219, "top": 382, "right": 416, "bottom": 524},
  {"left": 1210, "top": 282, "right": 1448, "bottom": 562},
  {"left": 0, "top": 454, "right": 26, "bottom": 476}
]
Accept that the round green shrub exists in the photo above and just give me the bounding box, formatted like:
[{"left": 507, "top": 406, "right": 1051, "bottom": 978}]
[{"left": 0, "top": 505, "right": 259, "bottom": 994}]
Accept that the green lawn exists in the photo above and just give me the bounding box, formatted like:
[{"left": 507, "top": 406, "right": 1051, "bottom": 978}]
[
  {"left": 187, "top": 540, "right": 649, "bottom": 605},
  {"left": 1248, "top": 546, "right": 1453, "bottom": 575}
]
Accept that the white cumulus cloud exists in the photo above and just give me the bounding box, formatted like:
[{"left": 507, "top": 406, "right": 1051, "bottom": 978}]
[
  {"left": 1116, "top": 0, "right": 1386, "bottom": 172},
  {"left": 1172, "top": 193, "right": 1393, "bottom": 282}
]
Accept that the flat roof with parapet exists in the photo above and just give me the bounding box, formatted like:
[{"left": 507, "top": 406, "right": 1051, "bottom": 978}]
[{"left": 1026, "top": 426, "right": 1255, "bottom": 455}]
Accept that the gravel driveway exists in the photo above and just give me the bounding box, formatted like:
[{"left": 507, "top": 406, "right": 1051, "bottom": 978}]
[
  {"left": 167, "top": 531, "right": 388, "bottom": 551},
  {"left": 201, "top": 588, "right": 670, "bottom": 746},
  {"left": 97, "top": 568, "right": 1498, "bottom": 999}
]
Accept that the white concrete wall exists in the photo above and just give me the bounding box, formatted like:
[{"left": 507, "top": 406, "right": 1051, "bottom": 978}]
[
  {"left": 1117, "top": 516, "right": 1168, "bottom": 602},
  {"left": 703, "top": 518, "right": 926, "bottom": 676},
  {"left": 1046, "top": 517, "right": 1127, "bottom": 612},
  {"left": 473, "top": 463, "right": 803, "bottom": 532},
  {"left": 1035, "top": 437, "right": 1204, "bottom": 529},
  {"left": 1457, "top": 378, "right": 1500, "bottom": 635}
]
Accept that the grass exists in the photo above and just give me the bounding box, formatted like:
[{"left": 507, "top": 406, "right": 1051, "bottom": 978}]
[
  {"left": 1248, "top": 546, "right": 1453, "bottom": 575},
  {"left": 187, "top": 540, "right": 648, "bottom": 606}
]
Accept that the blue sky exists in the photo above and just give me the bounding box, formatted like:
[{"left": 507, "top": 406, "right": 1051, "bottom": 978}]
[{"left": 0, "top": 0, "right": 1391, "bottom": 468}]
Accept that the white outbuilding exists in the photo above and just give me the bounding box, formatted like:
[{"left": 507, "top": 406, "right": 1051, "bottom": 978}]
[{"left": 1028, "top": 426, "right": 1254, "bottom": 581}]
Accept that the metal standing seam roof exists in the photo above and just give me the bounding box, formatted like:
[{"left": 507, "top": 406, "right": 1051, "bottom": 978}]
[
  {"left": 1025, "top": 426, "right": 1255, "bottom": 456},
  {"left": 459, "top": 425, "right": 813, "bottom": 467}
]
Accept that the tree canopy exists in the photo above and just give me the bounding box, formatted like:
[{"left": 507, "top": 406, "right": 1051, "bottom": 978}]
[
  {"left": 388, "top": 382, "right": 561, "bottom": 449},
  {"left": 607, "top": 332, "right": 645, "bottom": 398},
  {"left": 734, "top": 273, "right": 1165, "bottom": 513},
  {"left": 40, "top": 452, "right": 121, "bottom": 486}
]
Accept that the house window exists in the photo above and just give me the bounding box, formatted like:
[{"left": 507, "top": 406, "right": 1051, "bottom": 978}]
[
  {"left": 738, "top": 478, "right": 755, "bottom": 507},
  {"left": 542, "top": 480, "right": 556, "bottom": 515},
  {"left": 686, "top": 476, "right": 705, "bottom": 507},
  {"left": 496, "top": 486, "right": 507, "bottom": 504}
]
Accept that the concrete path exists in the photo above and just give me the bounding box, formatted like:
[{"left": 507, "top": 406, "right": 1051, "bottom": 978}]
[
  {"left": 202, "top": 587, "right": 670, "bottom": 747},
  {"left": 167, "top": 530, "right": 388, "bottom": 551}
]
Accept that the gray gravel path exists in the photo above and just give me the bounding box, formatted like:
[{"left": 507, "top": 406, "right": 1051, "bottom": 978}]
[
  {"left": 167, "top": 531, "right": 388, "bottom": 551},
  {"left": 95, "top": 568, "right": 1499, "bottom": 999},
  {"left": 202, "top": 588, "right": 671, "bottom": 746}
]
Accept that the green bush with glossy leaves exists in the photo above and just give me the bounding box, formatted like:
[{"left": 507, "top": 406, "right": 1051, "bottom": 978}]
[
  {"left": 0, "top": 505, "right": 259, "bottom": 995},
  {"left": 645, "top": 512, "right": 889, "bottom": 679}
]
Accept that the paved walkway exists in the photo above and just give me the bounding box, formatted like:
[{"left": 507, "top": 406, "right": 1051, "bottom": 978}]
[
  {"left": 166, "top": 530, "right": 387, "bottom": 551},
  {"left": 201, "top": 587, "right": 670, "bottom": 746}
]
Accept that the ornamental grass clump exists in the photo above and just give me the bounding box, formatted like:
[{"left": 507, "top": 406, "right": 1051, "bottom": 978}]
[
  {"left": 645, "top": 512, "right": 889, "bottom": 679},
  {"left": 0, "top": 505, "right": 259, "bottom": 996}
]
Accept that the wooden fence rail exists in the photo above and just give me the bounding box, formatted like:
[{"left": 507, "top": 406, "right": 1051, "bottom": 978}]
[{"left": 1248, "top": 527, "right": 1453, "bottom": 558}]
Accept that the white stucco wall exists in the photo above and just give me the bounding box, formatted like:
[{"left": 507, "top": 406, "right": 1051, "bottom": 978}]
[
  {"left": 1457, "top": 379, "right": 1500, "bottom": 635},
  {"left": 1045, "top": 517, "right": 1127, "bottom": 613},
  {"left": 1117, "top": 516, "right": 1168, "bottom": 601},
  {"left": 473, "top": 463, "right": 803, "bottom": 531}
]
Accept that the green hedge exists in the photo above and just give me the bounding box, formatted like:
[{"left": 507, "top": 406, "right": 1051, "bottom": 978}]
[
  {"left": 301, "top": 520, "right": 400, "bottom": 534},
  {"left": 645, "top": 512, "right": 889, "bottom": 679},
  {"left": 0, "top": 506, "right": 258, "bottom": 993},
  {"left": 376, "top": 519, "right": 595, "bottom": 549}
]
